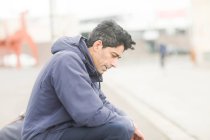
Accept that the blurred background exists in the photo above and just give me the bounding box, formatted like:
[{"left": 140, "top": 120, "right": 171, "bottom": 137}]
[{"left": 0, "top": 0, "right": 209, "bottom": 140}]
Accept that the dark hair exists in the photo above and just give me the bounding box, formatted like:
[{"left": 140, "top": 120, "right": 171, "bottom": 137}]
[{"left": 87, "top": 20, "right": 136, "bottom": 50}]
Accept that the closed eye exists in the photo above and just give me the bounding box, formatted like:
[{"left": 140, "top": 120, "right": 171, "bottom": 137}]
[{"left": 111, "top": 53, "right": 121, "bottom": 59}]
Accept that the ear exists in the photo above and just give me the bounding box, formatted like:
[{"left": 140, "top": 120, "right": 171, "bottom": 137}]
[{"left": 92, "top": 40, "right": 103, "bottom": 52}]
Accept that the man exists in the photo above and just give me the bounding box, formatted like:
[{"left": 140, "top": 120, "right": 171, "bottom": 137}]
[{"left": 22, "top": 20, "right": 144, "bottom": 140}]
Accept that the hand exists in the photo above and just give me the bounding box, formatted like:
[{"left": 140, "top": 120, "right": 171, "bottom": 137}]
[{"left": 131, "top": 127, "right": 144, "bottom": 140}]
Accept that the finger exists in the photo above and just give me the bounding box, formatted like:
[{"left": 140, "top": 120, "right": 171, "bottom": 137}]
[{"left": 134, "top": 132, "right": 144, "bottom": 140}]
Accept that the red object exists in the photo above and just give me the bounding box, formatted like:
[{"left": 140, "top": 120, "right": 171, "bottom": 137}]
[{"left": 0, "top": 11, "right": 38, "bottom": 68}]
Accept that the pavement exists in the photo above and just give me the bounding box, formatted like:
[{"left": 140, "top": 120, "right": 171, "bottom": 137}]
[
  {"left": 0, "top": 67, "right": 40, "bottom": 127},
  {"left": 0, "top": 54, "right": 209, "bottom": 140},
  {"left": 104, "top": 55, "right": 210, "bottom": 140}
]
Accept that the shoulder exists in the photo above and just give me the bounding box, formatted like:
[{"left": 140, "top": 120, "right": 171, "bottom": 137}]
[{"left": 53, "top": 51, "right": 84, "bottom": 67}]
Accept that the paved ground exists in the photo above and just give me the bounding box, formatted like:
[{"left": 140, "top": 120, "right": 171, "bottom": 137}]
[
  {"left": 104, "top": 55, "right": 210, "bottom": 140},
  {"left": 0, "top": 67, "right": 40, "bottom": 127},
  {"left": 0, "top": 54, "right": 209, "bottom": 140}
]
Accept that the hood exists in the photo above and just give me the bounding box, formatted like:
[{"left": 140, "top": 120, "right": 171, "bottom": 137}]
[
  {"left": 51, "top": 35, "right": 102, "bottom": 83},
  {"left": 51, "top": 36, "right": 83, "bottom": 54}
]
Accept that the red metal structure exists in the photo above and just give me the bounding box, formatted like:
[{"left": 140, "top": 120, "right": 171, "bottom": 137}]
[{"left": 0, "top": 11, "right": 38, "bottom": 68}]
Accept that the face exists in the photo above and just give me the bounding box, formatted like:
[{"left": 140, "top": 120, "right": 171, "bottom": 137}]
[{"left": 89, "top": 40, "right": 124, "bottom": 74}]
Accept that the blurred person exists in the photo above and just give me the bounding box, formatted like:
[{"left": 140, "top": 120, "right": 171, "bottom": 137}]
[
  {"left": 159, "top": 43, "right": 167, "bottom": 68},
  {"left": 189, "top": 48, "right": 197, "bottom": 65},
  {"left": 21, "top": 20, "right": 144, "bottom": 140}
]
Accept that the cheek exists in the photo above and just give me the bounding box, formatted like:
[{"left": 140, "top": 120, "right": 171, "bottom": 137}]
[
  {"left": 99, "top": 51, "right": 113, "bottom": 65},
  {"left": 99, "top": 53, "right": 108, "bottom": 64},
  {"left": 98, "top": 58, "right": 107, "bottom": 66}
]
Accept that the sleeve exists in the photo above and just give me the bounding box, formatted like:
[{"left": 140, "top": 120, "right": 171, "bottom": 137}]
[
  {"left": 52, "top": 52, "right": 118, "bottom": 127},
  {"left": 98, "top": 85, "right": 135, "bottom": 130},
  {"left": 99, "top": 89, "right": 127, "bottom": 116}
]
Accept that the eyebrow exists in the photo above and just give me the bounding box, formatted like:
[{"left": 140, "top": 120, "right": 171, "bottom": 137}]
[{"left": 112, "top": 52, "right": 122, "bottom": 59}]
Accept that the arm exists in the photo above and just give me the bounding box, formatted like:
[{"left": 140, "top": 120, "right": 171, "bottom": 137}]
[{"left": 98, "top": 87, "right": 144, "bottom": 140}]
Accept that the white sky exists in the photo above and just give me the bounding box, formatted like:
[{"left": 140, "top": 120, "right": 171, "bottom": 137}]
[{"left": 0, "top": 0, "right": 190, "bottom": 19}]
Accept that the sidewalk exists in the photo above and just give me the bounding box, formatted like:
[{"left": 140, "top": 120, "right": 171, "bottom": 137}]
[
  {"left": 0, "top": 67, "right": 40, "bottom": 127},
  {"left": 104, "top": 55, "right": 210, "bottom": 140}
]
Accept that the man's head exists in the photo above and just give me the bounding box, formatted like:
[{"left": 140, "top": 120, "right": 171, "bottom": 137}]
[{"left": 87, "top": 20, "right": 136, "bottom": 74}]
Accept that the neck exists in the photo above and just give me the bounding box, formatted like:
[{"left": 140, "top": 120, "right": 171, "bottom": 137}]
[{"left": 88, "top": 47, "right": 95, "bottom": 61}]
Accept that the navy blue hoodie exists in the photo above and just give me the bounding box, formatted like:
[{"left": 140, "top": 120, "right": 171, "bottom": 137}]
[{"left": 22, "top": 36, "right": 134, "bottom": 140}]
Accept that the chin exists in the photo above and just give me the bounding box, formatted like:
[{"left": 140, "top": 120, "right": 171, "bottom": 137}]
[
  {"left": 99, "top": 71, "right": 104, "bottom": 75},
  {"left": 99, "top": 70, "right": 106, "bottom": 75}
]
